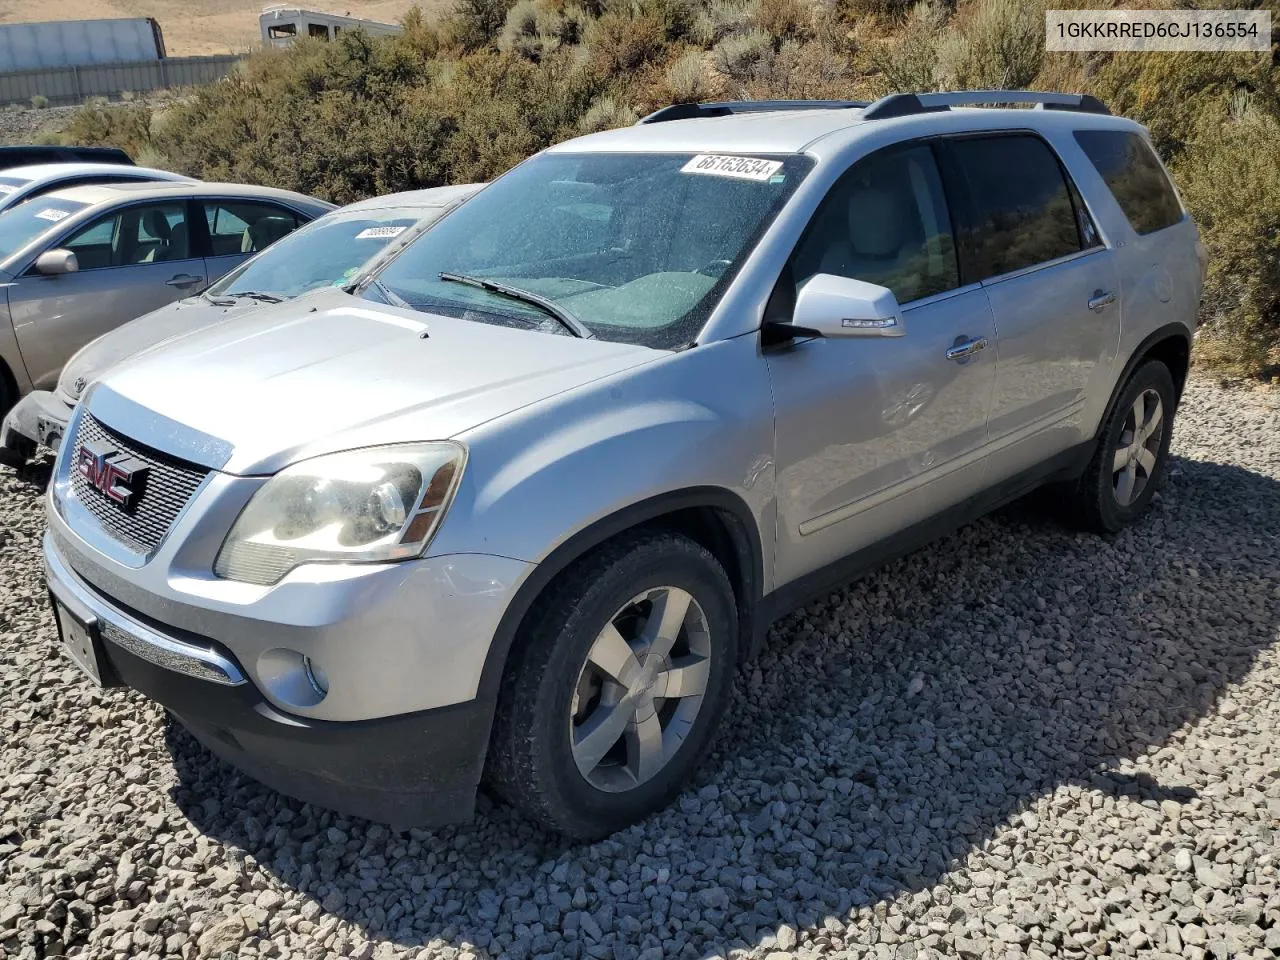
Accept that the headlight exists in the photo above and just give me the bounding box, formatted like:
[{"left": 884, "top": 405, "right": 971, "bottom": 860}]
[{"left": 214, "top": 442, "right": 465, "bottom": 585}]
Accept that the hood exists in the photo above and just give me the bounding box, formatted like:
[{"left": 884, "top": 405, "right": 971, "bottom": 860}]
[
  {"left": 60, "top": 296, "right": 271, "bottom": 400},
  {"left": 92, "top": 288, "right": 660, "bottom": 475}
]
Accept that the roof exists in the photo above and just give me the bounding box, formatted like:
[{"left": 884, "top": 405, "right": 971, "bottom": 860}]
[
  {"left": 552, "top": 100, "right": 1145, "bottom": 160},
  {"left": 342, "top": 183, "right": 485, "bottom": 213},
  {"left": 0, "top": 162, "right": 189, "bottom": 183},
  {"left": 44, "top": 180, "right": 335, "bottom": 210}
]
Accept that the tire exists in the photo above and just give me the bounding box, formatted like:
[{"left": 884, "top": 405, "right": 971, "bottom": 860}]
[
  {"left": 486, "top": 530, "right": 738, "bottom": 839},
  {"left": 1065, "top": 360, "right": 1176, "bottom": 534}
]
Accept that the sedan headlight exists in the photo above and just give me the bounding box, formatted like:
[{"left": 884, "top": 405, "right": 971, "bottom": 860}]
[{"left": 214, "top": 442, "right": 465, "bottom": 585}]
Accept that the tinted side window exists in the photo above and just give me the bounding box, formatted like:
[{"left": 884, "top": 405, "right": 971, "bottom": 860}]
[
  {"left": 203, "top": 201, "right": 301, "bottom": 256},
  {"left": 947, "top": 134, "right": 1083, "bottom": 279},
  {"left": 791, "top": 142, "right": 959, "bottom": 304},
  {"left": 1074, "top": 130, "right": 1182, "bottom": 235}
]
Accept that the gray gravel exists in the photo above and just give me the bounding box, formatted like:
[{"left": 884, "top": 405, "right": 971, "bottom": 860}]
[
  {"left": 0, "top": 105, "right": 83, "bottom": 146},
  {"left": 2, "top": 376, "right": 1279, "bottom": 960}
]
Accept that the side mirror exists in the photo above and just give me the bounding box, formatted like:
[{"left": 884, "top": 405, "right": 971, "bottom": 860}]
[
  {"left": 787, "top": 273, "right": 905, "bottom": 339},
  {"left": 34, "top": 249, "right": 79, "bottom": 276}
]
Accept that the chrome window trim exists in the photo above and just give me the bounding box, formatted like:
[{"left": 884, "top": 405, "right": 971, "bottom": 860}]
[{"left": 978, "top": 245, "right": 1107, "bottom": 288}]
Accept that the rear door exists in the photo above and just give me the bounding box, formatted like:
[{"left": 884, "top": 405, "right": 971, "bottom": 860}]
[
  {"left": 939, "top": 132, "right": 1119, "bottom": 482},
  {"left": 7, "top": 200, "right": 206, "bottom": 387},
  {"left": 199, "top": 199, "right": 303, "bottom": 283}
]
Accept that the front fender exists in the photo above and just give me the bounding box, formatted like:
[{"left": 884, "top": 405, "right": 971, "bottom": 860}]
[{"left": 429, "top": 336, "right": 776, "bottom": 583}]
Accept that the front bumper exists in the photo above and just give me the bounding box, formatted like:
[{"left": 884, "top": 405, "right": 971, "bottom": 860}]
[
  {"left": 45, "top": 531, "right": 499, "bottom": 827},
  {"left": 1, "top": 389, "right": 73, "bottom": 459}
]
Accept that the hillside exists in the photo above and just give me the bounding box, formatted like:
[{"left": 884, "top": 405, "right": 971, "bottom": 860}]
[{"left": 0, "top": 0, "right": 445, "bottom": 56}]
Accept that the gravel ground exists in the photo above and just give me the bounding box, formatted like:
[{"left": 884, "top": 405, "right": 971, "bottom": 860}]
[
  {"left": 0, "top": 106, "right": 82, "bottom": 146},
  {"left": 1, "top": 376, "right": 1278, "bottom": 960}
]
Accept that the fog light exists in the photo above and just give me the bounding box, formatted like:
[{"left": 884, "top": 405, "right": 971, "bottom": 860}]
[{"left": 257, "top": 648, "right": 329, "bottom": 708}]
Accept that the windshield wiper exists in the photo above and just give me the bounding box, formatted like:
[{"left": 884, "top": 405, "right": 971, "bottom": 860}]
[
  {"left": 368, "top": 276, "right": 414, "bottom": 310},
  {"left": 228, "top": 290, "right": 285, "bottom": 304},
  {"left": 439, "top": 272, "right": 592, "bottom": 339},
  {"left": 201, "top": 290, "right": 237, "bottom": 307}
]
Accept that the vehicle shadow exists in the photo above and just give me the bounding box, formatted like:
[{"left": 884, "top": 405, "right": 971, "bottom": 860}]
[{"left": 164, "top": 454, "right": 1280, "bottom": 957}]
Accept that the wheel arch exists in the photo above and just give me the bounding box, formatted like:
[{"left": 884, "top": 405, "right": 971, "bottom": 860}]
[
  {"left": 475, "top": 486, "right": 765, "bottom": 702},
  {"left": 1096, "top": 323, "right": 1192, "bottom": 438}
]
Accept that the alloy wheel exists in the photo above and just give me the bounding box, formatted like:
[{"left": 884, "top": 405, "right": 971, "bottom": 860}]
[
  {"left": 569, "top": 586, "right": 712, "bottom": 793},
  {"left": 1112, "top": 388, "right": 1164, "bottom": 507}
]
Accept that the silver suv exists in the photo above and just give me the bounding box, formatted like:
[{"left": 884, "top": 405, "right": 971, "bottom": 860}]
[{"left": 43, "top": 91, "right": 1204, "bottom": 839}]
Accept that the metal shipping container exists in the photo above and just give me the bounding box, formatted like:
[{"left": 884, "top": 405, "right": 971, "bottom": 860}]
[{"left": 0, "top": 18, "right": 166, "bottom": 72}]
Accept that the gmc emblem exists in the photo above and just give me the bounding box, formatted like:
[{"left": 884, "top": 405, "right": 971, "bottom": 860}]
[{"left": 76, "top": 439, "right": 149, "bottom": 509}]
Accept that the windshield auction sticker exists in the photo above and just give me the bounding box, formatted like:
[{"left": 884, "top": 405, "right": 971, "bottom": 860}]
[
  {"left": 355, "top": 225, "right": 407, "bottom": 240},
  {"left": 34, "top": 208, "right": 70, "bottom": 222},
  {"left": 681, "top": 155, "right": 784, "bottom": 182}
]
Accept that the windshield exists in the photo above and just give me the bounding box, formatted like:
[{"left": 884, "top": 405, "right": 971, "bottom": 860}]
[
  {"left": 366, "top": 151, "right": 812, "bottom": 348},
  {"left": 207, "top": 208, "right": 429, "bottom": 300},
  {"left": 0, "top": 198, "right": 88, "bottom": 262}
]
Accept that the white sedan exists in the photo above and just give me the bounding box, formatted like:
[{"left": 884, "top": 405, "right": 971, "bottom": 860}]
[{"left": 0, "top": 162, "right": 194, "bottom": 213}]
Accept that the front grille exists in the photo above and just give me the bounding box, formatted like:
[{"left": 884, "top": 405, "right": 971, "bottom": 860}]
[{"left": 68, "top": 414, "right": 210, "bottom": 554}]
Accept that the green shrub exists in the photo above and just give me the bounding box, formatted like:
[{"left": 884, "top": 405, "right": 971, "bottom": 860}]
[
  {"left": 665, "top": 49, "right": 713, "bottom": 102},
  {"left": 753, "top": 0, "right": 813, "bottom": 46},
  {"left": 691, "top": 0, "right": 755, "bottom": 47},
  {"left": 868, "top": 0, "right": 947, "bottom": 93},
  {"left": 1176, "top": 98, "right": 1280, "bottom": 374},
  {"left": 578, "top": 95, "right": 637, "bottom": 132},
  {"left": 29, "top": 94, "right": 48, "bottom": 109},
  {"left": 586, "top": 10, "right": 667, "bottom": 74},
  {"left": 935, "top": 0, "right": 1042, "bottom": 90},
  {"left": 448, "top": 0, "right": 517, "bottom": 50},
  {"left": 57, "top": 101, "right": 154, "bottom": 156},
  {"left": 712, "top": 28, "right": 773, "bottom": 82}
]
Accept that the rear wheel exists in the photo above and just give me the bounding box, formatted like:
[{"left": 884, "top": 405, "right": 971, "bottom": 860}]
[
  {"left": 487, "top": 531, "right": 737, "bottom": 839},
  {"left": 1066, "top": 360, "right": 1176, "bottom": 533}
]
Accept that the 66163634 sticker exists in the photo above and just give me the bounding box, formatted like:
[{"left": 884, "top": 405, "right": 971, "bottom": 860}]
[{"left": 680, "top": 154, "right": 784, "bottom": 182}]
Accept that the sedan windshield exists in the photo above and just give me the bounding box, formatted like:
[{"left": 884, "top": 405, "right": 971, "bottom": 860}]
[
  {"left": 366, "top": 151, "right": 812, "bottom": 348},
  {"left": 0, "top": 198, "right": 89, "bottom": 263},
  {"left": 207, "top": 208, "right": 428, "bottom": 300}
]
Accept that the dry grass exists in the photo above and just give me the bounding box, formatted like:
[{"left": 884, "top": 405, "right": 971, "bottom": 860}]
[{"left": 0, "top": 0, "right": 449, "bottom": 56}]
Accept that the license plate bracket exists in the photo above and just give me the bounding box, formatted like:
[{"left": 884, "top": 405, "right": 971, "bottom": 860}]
[{"left": 51, "top": 597, "right": 109, "bottom": 687}]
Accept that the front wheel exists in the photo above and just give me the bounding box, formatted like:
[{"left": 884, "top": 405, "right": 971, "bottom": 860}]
[
  {"left": 1066, "top": 360, "right": 1177, "bottom": 533},
  {"left": 486, "top": 531, "right": 738, "bottom": 839}
]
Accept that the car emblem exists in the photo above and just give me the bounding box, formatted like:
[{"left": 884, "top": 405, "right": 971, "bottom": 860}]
[
  {"left": 75, "top": 439, "right": 149, "bottom": 509},
  {"left": 72, "top": 376, "right": 87, "bottom": 395}
]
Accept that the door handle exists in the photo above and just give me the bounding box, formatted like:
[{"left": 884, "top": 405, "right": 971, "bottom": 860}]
[
  {"left": 945, "top": 337, "right": 988, "bottom": 362},
  {"left": 166, "top": 274, "right": 203, "bottom": 288},
  {"left": 1088, "top": 290, "right": 1116, "bottom": 312}
]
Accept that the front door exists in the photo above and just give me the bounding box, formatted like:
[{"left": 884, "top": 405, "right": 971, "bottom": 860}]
[
  {"left": 767, "top": 141, "right": 998, "bottom": 587},
  {"left": 8, "top": 200, "right": 205, "bottom": 388}
]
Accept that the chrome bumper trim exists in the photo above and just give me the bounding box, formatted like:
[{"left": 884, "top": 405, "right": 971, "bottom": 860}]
[{"left": 44, "top": 533, "right": 246, "bottom": 686}]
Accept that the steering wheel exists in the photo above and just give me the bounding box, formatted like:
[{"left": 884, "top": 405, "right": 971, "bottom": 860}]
[{"left": 694, "top": 259, "right": 733, "bottom": 278}]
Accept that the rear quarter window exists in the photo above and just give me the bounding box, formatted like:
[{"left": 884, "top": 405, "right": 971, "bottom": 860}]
[{"left": 1073, "top": 130, "right": 1183, "bottom": 236}]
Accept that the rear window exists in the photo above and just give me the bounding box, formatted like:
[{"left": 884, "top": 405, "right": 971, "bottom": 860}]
[
  {"left": 946, "top": 134, "right": 1084, "bottom": 279},
  {"left": 1074, "top": 130, "right": 1183, "bottom": 235}
]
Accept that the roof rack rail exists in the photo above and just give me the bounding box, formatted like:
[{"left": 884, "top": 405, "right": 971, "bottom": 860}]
[
  {"left": 861, "top": 90, "right": 1111, "bottom": 121},
  {"left": 638, "top": 99, "right": 869, "bottom": 124}
]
